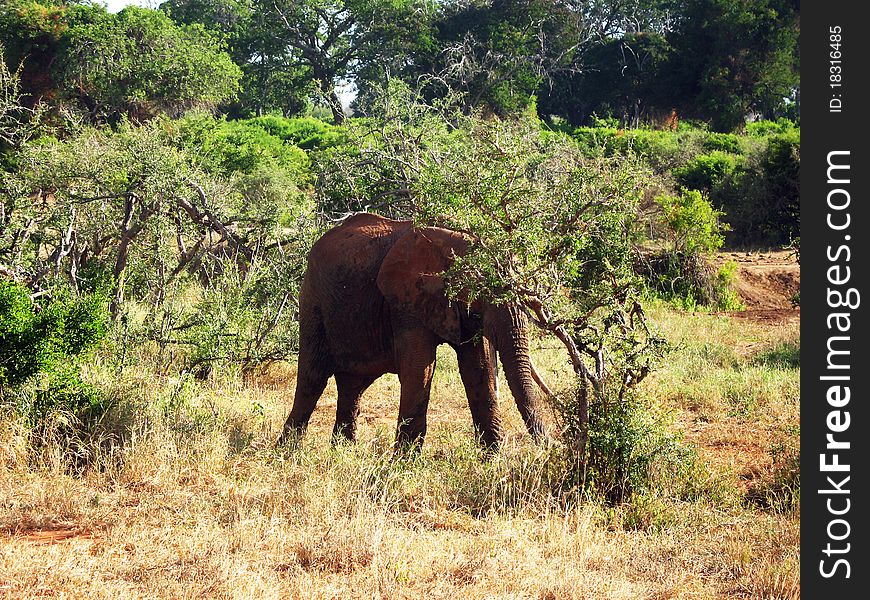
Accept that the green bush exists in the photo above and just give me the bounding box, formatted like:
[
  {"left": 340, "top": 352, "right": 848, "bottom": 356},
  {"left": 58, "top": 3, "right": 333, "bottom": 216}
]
[
  {"left": 744, "top": 118, "right": 798, "bottom": 137},
  {"left": 177, "top": 260, "right": 303, "bottom": 377},
  {"left": 245, "top": 115, "right": 344, "bottom": 150},
  {"left": 564, "top": 120, "right": 800, "bottom": 247},
  {"left": 0, "top": 281, "right": 108, "bottom": 389},
  {"left": 615, "top": 129, "right": 698, "bottom": 172},
  {"left": 569, "top": 126, "right": 619, "bottom": 154},
  {"left": 655, "top": 189, "right": 727, "bottom": 255},
  {"left": 551, "top": 381, "right": 698, "bottom": 505},
  {"left": 174, "top": 112, "right": 311, "bottom": 181},
  {"left": 673, "top": 151, "right": 742, "bottom": 191},
  {"left": 712, "top": 261, "right": 744, "bottom": 311},
  {"left": 0, "top": 280, "right": 111, "bottom": 430},
  {"left": 703, "top": 133, "right": 741, "bottom": 153},
  {"left": 714, "top": 129, "right": 799, "bottom": 246},
  {"left": 569, "top": 127, "right": 706, "bottom": 172},
  {"left": 638, "top": 187, "right": 739, "bottom": 310},
  {"left": 637, "top": 253, "right": 740, "bottom": 311}
]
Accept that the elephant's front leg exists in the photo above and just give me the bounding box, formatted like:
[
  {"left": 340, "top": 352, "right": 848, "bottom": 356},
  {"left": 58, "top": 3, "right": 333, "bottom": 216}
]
[
  {"left": 394, "top": 329, "right": 438, "bottom": 449},
  {"left": 455, "top": 337, "right": 503, "bottom": 449}
]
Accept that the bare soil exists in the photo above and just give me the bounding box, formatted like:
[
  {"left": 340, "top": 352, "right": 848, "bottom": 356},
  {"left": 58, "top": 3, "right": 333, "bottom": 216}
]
[{"left": 716, "top": 250, "right": 800, "bottom": 324}]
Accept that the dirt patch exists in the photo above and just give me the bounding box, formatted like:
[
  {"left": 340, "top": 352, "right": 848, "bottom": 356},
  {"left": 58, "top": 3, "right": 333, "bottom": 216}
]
[
  {"left": 680, "top": 415, "right": 773, "bottom": 495},
  {"left": 715, "top": 251, "right": 800, "bottom": 324}
]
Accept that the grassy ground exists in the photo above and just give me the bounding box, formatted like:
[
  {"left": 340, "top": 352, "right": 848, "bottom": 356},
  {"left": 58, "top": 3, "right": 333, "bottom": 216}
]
[{"left": 0, "top": 301, "right": 799, "bottom": 599}]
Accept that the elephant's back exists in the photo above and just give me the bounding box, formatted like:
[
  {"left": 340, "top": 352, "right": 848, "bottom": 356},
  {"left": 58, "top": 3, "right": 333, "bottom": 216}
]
[{"left": 307, "top": 213, "right": 412, "bottom": 278}]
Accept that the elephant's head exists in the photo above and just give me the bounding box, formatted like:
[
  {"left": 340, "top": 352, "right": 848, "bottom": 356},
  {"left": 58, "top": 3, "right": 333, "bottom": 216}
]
[{"left": 376, "top": 226, "right": 546, "bottom": 440}]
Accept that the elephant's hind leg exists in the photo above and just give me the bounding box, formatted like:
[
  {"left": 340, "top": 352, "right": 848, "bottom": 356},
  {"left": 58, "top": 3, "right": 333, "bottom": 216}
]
[
  {"left": 279, "top": 328, "right": 332, "bottom": 444},
  {"left": 333, "top": 373, "right": 377, "bottom": 442}
]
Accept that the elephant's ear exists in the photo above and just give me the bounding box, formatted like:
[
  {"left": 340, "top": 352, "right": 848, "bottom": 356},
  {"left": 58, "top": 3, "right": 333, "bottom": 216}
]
[{"left": 377, "top": 227, "right": 470, "bottom": 344}]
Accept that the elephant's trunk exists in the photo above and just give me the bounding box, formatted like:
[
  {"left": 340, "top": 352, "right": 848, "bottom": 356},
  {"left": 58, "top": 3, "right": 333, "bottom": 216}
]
[{"left": 493, "top": 305, "right": 546, "bottom": 440}]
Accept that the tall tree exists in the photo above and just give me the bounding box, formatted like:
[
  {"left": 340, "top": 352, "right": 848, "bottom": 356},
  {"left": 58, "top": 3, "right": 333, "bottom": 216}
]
[
  {"left": 665, "top": 0, "right": 799, "bottom": 130},
  {"left": 58, "top": 6, "right": 242, "bottom": 120},
  {"left": 1, "top": 2, "right": 242, "bottom": 121},
  {"left": 421, "top": 0, "right": 586, "bottom": 116},
  {"left": 162, "top": 0, "right": 313, "bottom": 117},
  {"left": 268, "top": 0, "right": 435, "bottom": 124},
  {"left": 0, "top": 0, "right": 103, "bottom": 108}
]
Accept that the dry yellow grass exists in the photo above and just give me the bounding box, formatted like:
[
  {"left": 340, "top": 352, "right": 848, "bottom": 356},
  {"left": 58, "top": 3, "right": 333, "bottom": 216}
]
[{"left": 0, "top": 306, "right": 799, "bottom": 599}]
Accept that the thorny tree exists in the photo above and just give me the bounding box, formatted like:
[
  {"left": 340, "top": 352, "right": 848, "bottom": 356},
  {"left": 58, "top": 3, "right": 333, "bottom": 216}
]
[
  {"left": 316, "top": 84, "right": 666, "bottom": 494},
  {"left": 0, "top": 118, "right": 313, "bottom": 370}
]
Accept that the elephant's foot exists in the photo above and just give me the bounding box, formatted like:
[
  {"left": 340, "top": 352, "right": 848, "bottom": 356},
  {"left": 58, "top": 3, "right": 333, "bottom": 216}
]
[
  {"left": 477, "top": 432, "right": 501, "bottom": 456},
  {"left": 276, "top": 418, "right": 307, "bottom": 447},
  {"left": 393, "top": 422, "right": 426, "bottom": 455},
  {"left": 331, "top": 421, "right": 357, "bottom": 444}
]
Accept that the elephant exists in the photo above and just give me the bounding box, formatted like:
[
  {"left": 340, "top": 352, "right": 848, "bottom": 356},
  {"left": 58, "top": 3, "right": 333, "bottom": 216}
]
[{"left": 278, "top": 212, "right": 547, "bottom": 450}]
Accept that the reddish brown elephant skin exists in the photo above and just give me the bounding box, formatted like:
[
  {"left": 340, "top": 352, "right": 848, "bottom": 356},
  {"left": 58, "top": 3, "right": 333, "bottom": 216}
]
[{"left": 279, "top": 213, "right": 545, "bottom": 449}]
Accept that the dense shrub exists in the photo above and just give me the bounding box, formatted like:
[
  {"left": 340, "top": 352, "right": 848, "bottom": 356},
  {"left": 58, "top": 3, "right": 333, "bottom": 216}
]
[
  {"left": 702, "top": 132, "right": 741, "bottom": 153},
  {"left": 2, "top": 117, "right": 314, "bottom": 383},
  {"left": 0, "top": 279, "right": 111, "bottom": 428},
  {"left": 673, "top": 151, "right": 742, "bottom": 191},
  {"left": 0, "top": 280, "right": 108, "bottom": 389},
  {"left": 637, "top": 253, "right": 741, "bottom": 311},
  {"left": 567, "top": 119, "right": 799, "bottom": 247},
  {"left": 655, "top": 189, "right": 727, "bottom": 255},
  {"left": 55, "top": 6, "right": 242, "bottom": 120},
  {"left": 245, "top": 115, "right": 344, "bottom": 150},
  {"left": 744, "top": 118, "right": 798, "bottom": 137},
  {"left": 712, "top": 129, "right": 800, "bottom": 246},
  {"left": 638, "top": 190, "right": 739, "bottom": 310},
  {"left": 577, "top": 386, "right": 695, "bottom": 503},
  {"left": 173, "top": 112, "right": 311, "bottom": 181}
]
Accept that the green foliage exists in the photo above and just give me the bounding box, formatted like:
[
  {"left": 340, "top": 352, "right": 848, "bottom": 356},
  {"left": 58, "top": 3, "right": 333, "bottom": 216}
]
[
  {"left": 173, "top": 112, "right": 311, "bottom": 182},
  {"left": 56, "top": 6, "right": 241, "bottom": 120},
  {"left": 2, "top": 116, "right": 313, "bottom": 378},
  {"left": 149, "top": 257, "right": 307, "bottom": 377},
  {"left": 578, "top": 386, "right": 696, "bottom": 503},
  {"left": 244, "top": 115, "right": 343, "bottom": 150},
  {"left": 542, "top": 31, "right": 673, "bottom": 127},
  {"left": 745, "top": 118, "right": 798, "bottom": 137},
  {"left": 713, "top": 128, "right": 800, "bottom": 246},
  {"left": 0, "top": 279, "right": 111, "bottom": 431},
  {"left": 703, "top": 132, "right": 741, "bottom": 153},
  {"left": 673, "top": 151, "right": 742, "bottom": 192},
  {"left": 637, "top": 253, "right": 741, "bottom": 312},
  {"left": 655, "top": 189, "right": 727, "bottom": 255},
  {"left": 569, "top": 126, "right": 710, "bottom": 173},
  {"left": 664, "top": 0, "right": 800, "bottom": 131},
  {"left": 712, "top": 260, "right": 744, "bottom": 311},
  {"left": 3, "top": 0, "right": 800, "bottom": 130},
  {"left": 422, "top": 0, "right": 583, "bottom": 117},
  {"left": 0, "top": 280, "right": 108, "bottom": 389},
  {"left": 162, "top": 0, "right": 315, "bottom": 117}
]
